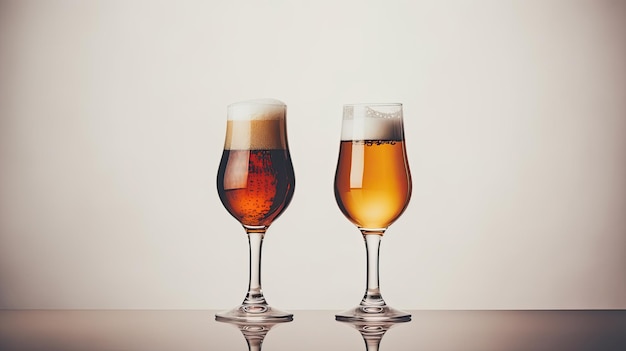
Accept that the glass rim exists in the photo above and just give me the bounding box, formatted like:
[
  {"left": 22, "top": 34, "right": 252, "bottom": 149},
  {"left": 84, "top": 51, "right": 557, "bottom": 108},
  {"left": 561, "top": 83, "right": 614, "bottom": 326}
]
[
  {"left": 343, "top": 102, "right": 403, "bottom": 107},
  {"left": 228, "top": 98, "right": 286, "bottom": 109}
]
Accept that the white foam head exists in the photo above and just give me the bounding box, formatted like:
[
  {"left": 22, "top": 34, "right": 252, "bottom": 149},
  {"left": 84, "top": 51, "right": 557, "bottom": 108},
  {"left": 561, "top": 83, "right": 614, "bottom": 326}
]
[
  {"left": 341, "top": 103, "right": 404, "bottom": 141},
  {"left": 227, "top": 98, "right": 286, "bottom": 121}
]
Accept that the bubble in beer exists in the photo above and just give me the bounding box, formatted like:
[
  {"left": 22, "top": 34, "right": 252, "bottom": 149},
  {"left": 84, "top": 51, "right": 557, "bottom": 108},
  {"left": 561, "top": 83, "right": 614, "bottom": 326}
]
[{"left": 224, "top": 99, "right": 288, "bottom": 150}]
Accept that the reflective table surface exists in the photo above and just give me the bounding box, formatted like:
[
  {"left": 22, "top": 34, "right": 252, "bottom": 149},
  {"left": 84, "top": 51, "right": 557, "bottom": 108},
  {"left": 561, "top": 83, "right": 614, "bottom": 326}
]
[{"left": 1, "top": 310, "right": 624, "bottom": 350}]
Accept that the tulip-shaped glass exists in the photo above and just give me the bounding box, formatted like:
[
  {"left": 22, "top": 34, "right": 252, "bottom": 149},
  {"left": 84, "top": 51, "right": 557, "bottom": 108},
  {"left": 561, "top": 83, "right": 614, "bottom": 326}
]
[
  {"left": 334, "top": 103, "right": 412, "bottom": 322},
  {"left": 216, "top": 99, "right": 295, "bottom": 322}
]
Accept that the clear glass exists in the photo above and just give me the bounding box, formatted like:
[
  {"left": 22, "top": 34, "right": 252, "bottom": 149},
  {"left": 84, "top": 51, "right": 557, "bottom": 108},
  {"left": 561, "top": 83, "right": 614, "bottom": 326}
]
[
  {"left": 216, "top": 318, "right": 280, "bottom": 351},
  {"left": 216, "top": 99, "right": 295, "bottom": 323},
  {"left": 337, "top": 319, "right": 406, "bottom": 351},
  {"left": 334, "top": 103, "right": 412, "bottom": 322}
]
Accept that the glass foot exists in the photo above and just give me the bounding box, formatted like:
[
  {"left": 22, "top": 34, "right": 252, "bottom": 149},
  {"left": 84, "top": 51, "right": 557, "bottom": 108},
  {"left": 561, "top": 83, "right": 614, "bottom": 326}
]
[
  {"left": 216, "top": 304, "right": 293, "bottom": 323},
  {"left": 335, "top": 305, "right": 411, "bottom": 323}
]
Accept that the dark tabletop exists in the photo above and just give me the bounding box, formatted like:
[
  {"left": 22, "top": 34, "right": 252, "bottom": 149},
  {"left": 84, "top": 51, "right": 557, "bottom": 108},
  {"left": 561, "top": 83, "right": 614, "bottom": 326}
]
[{"left": 1, "top": 310, "right": 624, "bottom": 350}]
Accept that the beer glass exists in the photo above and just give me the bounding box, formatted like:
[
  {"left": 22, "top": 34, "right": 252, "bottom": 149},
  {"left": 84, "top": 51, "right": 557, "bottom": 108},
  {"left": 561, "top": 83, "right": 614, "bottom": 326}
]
[
  {"left": 334, "top": 103, "right": 412, "bottom": 322},
  {"left": 216, "top": 99, "right": 295, "bottom": 322}
]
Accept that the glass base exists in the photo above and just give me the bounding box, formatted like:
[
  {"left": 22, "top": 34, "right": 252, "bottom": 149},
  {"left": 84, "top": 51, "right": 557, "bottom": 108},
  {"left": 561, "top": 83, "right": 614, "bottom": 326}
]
[
  {"left": 335, "top": 305, "right": 411, "bottom": 323},
  {"left": 216, "top": 304, "right": 293, "bottom": 323}
]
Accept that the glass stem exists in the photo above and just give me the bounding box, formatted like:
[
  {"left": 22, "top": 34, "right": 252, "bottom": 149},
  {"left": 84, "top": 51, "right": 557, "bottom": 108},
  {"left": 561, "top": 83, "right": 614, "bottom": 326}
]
[
  {"left": 360, "top": 231, "right": 386, "bottom": 307},
  {"left": 243, "top": 228, "right": 268, "bottom": 307},
  {"left": 245, "top": 337, "right": 264, "bottom": 351},
  {"left": 364, "top": 338, "right": 382, "bottom": 351}
]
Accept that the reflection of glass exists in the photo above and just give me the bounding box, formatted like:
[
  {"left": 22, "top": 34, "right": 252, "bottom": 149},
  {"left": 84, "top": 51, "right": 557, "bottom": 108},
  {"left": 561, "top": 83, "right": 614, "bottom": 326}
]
[
  {"left": 216, "top": 99, "right": 295, "bottom": 322},
  {"left": 338, "top": 319, "right": 407, "bottom": 351},
  {"left": 334, "top": 103, "right": 412, "bottom": 322},
  {"left": 216, "top": 319, "right": 278, "bottom": 351}
]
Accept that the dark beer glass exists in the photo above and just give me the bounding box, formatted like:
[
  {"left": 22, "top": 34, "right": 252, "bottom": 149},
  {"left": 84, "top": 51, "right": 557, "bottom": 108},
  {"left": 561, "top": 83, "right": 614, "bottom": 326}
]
[
  {"left": 216, "top": 99, "right": 295, "bottom": 322},
  {"left": 334, "top": 103, "right": 412, "bottom": 322}
]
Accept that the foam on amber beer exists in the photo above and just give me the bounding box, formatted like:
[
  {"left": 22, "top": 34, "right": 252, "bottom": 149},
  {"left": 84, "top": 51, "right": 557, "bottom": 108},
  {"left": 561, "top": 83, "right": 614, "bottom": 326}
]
[
  {"left": 341, "top": 104, "right": 404, "bottom": 141},
  {"left": 224, "top": 99, "right": 287, "bottom": 150}
]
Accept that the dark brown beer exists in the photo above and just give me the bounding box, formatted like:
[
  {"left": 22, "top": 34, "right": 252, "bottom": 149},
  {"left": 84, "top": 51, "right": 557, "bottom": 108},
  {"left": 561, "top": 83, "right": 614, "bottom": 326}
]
[
  {"left": 217, "top": 148, "right": 294, "bottom": 227},
  {"left": 334, "top": 140, "right": 411, "bottom": 229},
  {"left": 217, "top": 100, "right": 294, "bottom": 228}
]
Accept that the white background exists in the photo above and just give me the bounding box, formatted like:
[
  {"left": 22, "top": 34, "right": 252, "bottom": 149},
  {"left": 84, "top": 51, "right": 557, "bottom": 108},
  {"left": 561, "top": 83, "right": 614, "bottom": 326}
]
[{"left": 0, "top": 0, "right": 625, "bottom": 310}]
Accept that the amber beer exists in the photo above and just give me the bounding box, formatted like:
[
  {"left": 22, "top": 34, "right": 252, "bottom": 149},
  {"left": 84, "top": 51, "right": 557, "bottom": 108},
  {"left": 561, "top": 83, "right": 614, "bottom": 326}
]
[
  {"left": 335, "top": 140, "right": 411, "bottom": 229},
  {"left": 217, "top": 100, "right": 295, "bottom": 228},
  {"left": 334, "top": 104, "right": 411, "bottom": 230}
]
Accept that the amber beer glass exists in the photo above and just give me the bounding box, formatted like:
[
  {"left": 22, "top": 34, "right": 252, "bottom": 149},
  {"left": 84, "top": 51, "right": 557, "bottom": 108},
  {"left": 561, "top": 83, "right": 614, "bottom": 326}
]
[
  {"left": 216, "top": 99, "right": 295, "bottom": 322},
  {"left": 334, "top": 103, "right": 412, "bottom": 322}
]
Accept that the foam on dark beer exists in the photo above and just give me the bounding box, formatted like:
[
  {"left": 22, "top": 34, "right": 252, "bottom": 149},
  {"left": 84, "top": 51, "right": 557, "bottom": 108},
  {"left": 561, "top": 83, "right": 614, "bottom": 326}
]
[{"left": 224, "top": 99, "right": 288, "bottom": 150}]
